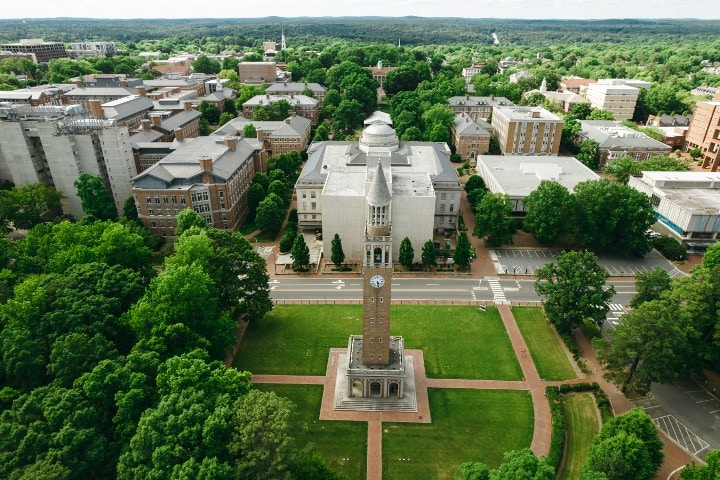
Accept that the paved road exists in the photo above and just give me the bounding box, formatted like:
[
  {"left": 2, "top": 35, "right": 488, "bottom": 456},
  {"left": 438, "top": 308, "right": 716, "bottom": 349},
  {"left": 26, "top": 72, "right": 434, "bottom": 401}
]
[{"left": 269, "top": 277, "right": 636, "bottom": 306}]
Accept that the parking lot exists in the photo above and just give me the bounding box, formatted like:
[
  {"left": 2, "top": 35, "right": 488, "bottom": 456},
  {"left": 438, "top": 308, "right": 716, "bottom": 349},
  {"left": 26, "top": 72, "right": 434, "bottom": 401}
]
[
  {"left": 491, "top": 248, "right": 684, "bottom": 277},
  {"left": 634, "top": 378, "right": 720, "bottom": 461}
]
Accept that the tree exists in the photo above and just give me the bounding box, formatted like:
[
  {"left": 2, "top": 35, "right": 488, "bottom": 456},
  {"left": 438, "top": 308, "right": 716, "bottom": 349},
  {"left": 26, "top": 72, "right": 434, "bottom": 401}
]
[
  {"left": 122, "top": 196, "right": 139, "bottom": 221},
  {"left": 244, "top": 123, "right": 257, "bottom": 138},
  {"left": 701, "top": 241, "right": 720, "bottom": 270},
  {"left": 175, "top": 208, "right": 207, "bottom": 236},
  {"left": 603, "top": 157, "right": 641, "bottom": 185},
  {"left": 523, "top": 181, "right": 575, "bottom": 245},
  {"left": 464, "top": 174, "right": 486, "bottom": 193},
  {"left": 199, "top": 99, "right": 220, "bottom": 125},
  {"left": 583, "top": 408, "right": 663, "bottom": 480},
  {"left": 192, "top": 55, "right": 221, "bottom": 74},
  {"left": 0, "top": 183, "right": 63, "bottom": 230},
  {"left": 630, "top": 268, "right": 671, "bottom": 308},
  {"left": 689, "top": 148, "right": 702, "bottom": 161},
  {"left": 576, "top": 139, "right": 601, "bottom": 169},
  {"left": 129, "top": 263, "right": 235, "bottom": 360},
  {"left": 422, "top": 240, "right": 437, "bottom": 269},
  {"left": 453, "top": 232, "right": 473, "bottom": 269},
  {"left": 535, "top": 250, "right": 615, "bottom": 334},
  {"left": 681, "top": 449, "right": 720, "bottom": 479},
  {"left": 230, "top": 390, "right": 297, "bottom": 480},
  {"left": 595, "top": 300, "right": 695, "bottom": 394},
  {"left": 74, "top": 173, "right": 118, "bottom": 221},
  {"left": 456, "top": 449, "right": 554, "bottom": 480},
  {"left": 330, "top": 233, "right": 345, "bottom": 267},
  {"left": 48, "top": 332, "right": 118, "bottom": 387},
  {"left": 291, "top": 234, "right": 310, "bottom": 272},
  {"left": 255, "top": 193, "right": 286, "bottom": 234},
  {"left": 399, "top": 236, "right": 414, "bottom": 268},
  {"left": 588, "top": 108, "right": 614, "bottom": 120},
  {"left": 474, "top": 193, "right": 514, "bottom": 247},
  {"left": 573, "top": 179, "right": 656, "bottom": 257}
]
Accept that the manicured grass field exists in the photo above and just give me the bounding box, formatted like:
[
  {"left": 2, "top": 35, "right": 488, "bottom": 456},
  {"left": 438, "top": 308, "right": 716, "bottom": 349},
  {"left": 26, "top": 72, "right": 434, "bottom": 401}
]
[
  {"left": 233, "top": 304, "right": 364, "bottom": 375},
  {"left": 558, "top": 393, "right": 600, "bottom": 480},
  {"left": 252, "top": 384, "right": 367, "bottom": 479},
  {"left": 512, "top": 307, "right": 578, "bottom": 381},
  {"left": 234, "top": 305, "right": 522, "bottom": 380},
  {"left": 383, "top": 389, "right": 534, "bottom": 480},
  {"left": 393, "top": 305, "right": 522, "bottom": 380}
]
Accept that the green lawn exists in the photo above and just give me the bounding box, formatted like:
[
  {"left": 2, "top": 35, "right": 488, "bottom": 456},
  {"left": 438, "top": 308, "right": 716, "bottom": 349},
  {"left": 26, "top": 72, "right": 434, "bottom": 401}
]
[
  {"left": 234, "top": 305, "right": 522, "bottom": 380},
  {"left": 253, "top": 384, "right": 367, "bottom": 479},
  {"left": 233, "top": 304, "right": 363, "bottom": 375},
  {"left": 512, "top": 307, "right": 578, "bottom": 381},
  {"left": 558, "top": 393, "right": 600, "bottom": 480},
  {"left": 383, "top": 389, "right": 534, "bottom": 480},
  {"left": 393, "top": 305, "right": 522, "bottom": 380}
]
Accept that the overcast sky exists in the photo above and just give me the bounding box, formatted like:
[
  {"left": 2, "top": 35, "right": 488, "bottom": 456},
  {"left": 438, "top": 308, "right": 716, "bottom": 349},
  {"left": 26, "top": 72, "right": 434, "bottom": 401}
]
[{"left": 2, "top": 0, "right": 719, "bottom": 20}]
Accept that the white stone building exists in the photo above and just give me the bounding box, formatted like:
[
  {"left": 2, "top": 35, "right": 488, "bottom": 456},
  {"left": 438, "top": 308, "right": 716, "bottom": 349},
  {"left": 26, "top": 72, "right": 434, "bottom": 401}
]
[
  {"left": 584, "top": 79, "right": 642, "bottom": 121},
  {"left": 295, "top": 123, "right": 461, "bottom": 263},
  {"left": 0, "top": 103, "right": 136, "bottom": 218}
]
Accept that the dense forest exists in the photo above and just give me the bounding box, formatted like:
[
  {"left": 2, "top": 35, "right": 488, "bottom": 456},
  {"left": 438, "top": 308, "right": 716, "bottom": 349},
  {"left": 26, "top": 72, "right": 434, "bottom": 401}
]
[{"left": 1, "top": 17, "right": 720, "bottom": 47}]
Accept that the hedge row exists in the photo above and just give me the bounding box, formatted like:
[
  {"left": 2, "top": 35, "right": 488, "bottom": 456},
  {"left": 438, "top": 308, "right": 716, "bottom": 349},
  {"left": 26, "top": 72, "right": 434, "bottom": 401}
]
[{"left": 545, "top": 382, "right": 614, "bottom": 471}]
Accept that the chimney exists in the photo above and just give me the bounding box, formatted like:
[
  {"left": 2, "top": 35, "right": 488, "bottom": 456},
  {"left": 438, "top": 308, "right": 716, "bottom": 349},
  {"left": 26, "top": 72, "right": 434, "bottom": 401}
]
[
  {"left": 183, "top": 100, "right": 193, "bottom": 111},
  {"left": 174, "top": 127, "right": 184, "bottom": 142},
  {"left": 466, "top": 116, "right": 470, "bottom": 122},
  {"left": 466, "top": 94, "right": 469, "bottom": 100},
  {"left": 285, "top": 117, "right": 291, "bottom": 124},
  {"left": 141, "top": 119, "right": 151, "bottom": 131},
  {"left": 150, "top": 115, "right": 161, "bottom": 126},
  {"left": 120, "top": 80, "right": 127, "bottom": 88},
  {"left": 199, "top": 156, "right": 213, "bottom": 172},
  {"left": 223, "top": 136, "right": 237, "bottom": 151},
  {"left": 291, "top": 110, "right": 296, "bottom": 117},
  {"left": 136, "top": 86, "right": 147, "bottom": 96},
  {"left": 88, "top": 100, "right": 103, "bottom": 119}
]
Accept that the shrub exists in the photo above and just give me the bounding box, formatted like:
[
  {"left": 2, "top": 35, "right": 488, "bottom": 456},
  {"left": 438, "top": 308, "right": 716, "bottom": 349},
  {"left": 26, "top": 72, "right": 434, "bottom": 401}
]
[
  {"left": 546, "top": 386, "right": 565, "bottom": 469},
  {"left": 652, "top": 236, "right": 686, "bottom": 260}
]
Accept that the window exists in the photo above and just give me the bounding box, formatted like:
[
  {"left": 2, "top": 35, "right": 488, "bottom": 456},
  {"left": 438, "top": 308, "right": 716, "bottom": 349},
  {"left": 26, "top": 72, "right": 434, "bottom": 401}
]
[
  {"left": 379, "top": 297, "right": 383, "bottom": 303},
  {"left": 379, "top": 318, "right": 383, "bottom": 324},
  {"left": 370, "top": 318, "right": 374, "bottom": 324}
]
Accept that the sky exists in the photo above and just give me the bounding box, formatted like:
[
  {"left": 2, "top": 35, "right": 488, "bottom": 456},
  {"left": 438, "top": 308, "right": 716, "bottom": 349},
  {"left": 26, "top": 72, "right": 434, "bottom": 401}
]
[{"left": 1, "top": 0, "right": 719, "bottom": 20}]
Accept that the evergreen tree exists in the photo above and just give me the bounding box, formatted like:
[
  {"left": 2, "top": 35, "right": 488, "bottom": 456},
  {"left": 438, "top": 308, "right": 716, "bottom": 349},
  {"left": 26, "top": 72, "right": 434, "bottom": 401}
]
[
  {"left": 421, "top": 240, "right": 437, "bottom": 269},
  {"left": 399, "top": 236, "right": 414, "bottom": 268},
  {"left": 291, "top": 234, "right": 310, "bottom": 272},
  {"left": 453, "top": 232, "right": 473, "bottom": 269},
  {"left": 330, "top": 233, "right": 345, "bottom": 267}
]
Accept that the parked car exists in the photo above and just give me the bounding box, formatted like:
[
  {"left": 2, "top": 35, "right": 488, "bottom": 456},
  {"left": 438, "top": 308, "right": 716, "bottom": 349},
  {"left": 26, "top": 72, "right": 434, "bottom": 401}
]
[{"left": 645, "top": 229, "right": 661, "bottom": 239}]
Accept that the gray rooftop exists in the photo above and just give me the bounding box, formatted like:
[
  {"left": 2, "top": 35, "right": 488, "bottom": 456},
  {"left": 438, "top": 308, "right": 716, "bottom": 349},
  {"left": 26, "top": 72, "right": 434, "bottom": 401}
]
[
  {"left": 160, "top": 109, "right": 201, "bottom": 132},
  {"left": 579, "top": 120, "right": 672, "bottom": 151},
  {"left": 477, "top": 155, "right": 600, "bottom": 197},
  {"left": 102, "top": 95, "right": 154, "bottom": 120}
]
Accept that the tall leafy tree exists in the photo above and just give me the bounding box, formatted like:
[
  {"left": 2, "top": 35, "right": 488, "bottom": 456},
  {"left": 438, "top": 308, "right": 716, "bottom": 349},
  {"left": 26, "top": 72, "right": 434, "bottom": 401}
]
[
  {"left": 129, "top": 263, "right": 236, "bottom": 360},
  {"left": 629, "top": 268, "right": 671, "bottom": 308},
  {"left": 457, "top": 449, "right": 554, "bottom": 480},
  {"left": 583, "top": 408, "right": 663, "bottom": 480},
  {"left": 595, "top": 299, "right": 696, "bottom": 394},
  {"left": 573, "top": 179, "right": 655, "bottom": 257},
  {"left": 291, "top": 234, "right": 311, "bottom": 272},
  {"left": 474, "top": 193, "right": 514, "bottom": 247},
  {"left": 0, "top": 183, "right": 63, "bottom": 230},
  {"left": 230, "top": 390, "right": 297, "bottom": 480},
  {"left": 523, "top": 181, "right": 575, "bottom": 245},
  {"left": 421, "top": 239, "right": 437, "bottom": 269},
  {"left": 330, "top": 233, "right": 345, "bottom": 267},
  {"left": 576, "top": 139, "right": 601, "bottom": 169},
  {"left": 535, "top": 250, "right": 615, "bottom": 334},
  {"left": 399, "top": 236, "right": 414, "bottom": 268},
  {"left": 175, "top": 208, "right": 207, "bottom": 236},
  {"left": 73, "top": 173, "right": 117, "bottom": 220},
  {"left": 255, "top": 193, "right": 286, "bottom": 235}
]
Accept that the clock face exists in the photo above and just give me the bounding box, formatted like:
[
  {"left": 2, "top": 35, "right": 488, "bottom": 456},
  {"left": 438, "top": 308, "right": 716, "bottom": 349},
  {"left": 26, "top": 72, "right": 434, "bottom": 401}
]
[{"left": 369, "top": 274, "right": 385, "bottom": 288}]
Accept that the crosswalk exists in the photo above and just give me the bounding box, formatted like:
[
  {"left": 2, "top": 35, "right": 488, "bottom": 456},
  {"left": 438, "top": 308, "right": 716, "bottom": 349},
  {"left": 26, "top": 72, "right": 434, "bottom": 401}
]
[
  {"left": 606, "top": 303, "right": 626, "bottom": 330},
  {"left": 486, "top": 278, "right": 508, "bottom": 304}
]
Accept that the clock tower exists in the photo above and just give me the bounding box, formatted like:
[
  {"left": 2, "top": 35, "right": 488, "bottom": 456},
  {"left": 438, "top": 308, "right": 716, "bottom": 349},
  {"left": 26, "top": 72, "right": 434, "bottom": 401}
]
[{"left": 362, "top": 160, "right": 393, "bottom": 365}]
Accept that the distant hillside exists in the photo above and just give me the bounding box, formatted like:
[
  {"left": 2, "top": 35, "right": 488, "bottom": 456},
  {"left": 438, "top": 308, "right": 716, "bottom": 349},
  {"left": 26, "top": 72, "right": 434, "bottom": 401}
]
[{"left": 0, "top": 17, "right": 718, "bottom": 46}]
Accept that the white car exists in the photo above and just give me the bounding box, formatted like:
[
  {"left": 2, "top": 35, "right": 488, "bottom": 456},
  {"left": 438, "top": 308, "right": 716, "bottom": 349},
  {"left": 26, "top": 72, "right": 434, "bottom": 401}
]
[{"left": 645, "top": 229, "right": 661, "bottom": 239}]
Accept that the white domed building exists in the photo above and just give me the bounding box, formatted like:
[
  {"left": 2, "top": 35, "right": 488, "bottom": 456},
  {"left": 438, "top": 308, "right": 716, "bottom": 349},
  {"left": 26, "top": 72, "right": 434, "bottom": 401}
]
[{"left": 295, "top": 118, "right": 461, "bottom": 263}]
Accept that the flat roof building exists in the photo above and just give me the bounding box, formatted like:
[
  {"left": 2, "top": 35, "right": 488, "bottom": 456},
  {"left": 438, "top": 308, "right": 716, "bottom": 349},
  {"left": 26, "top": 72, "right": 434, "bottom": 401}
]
[
  {"left": 629, "top": 171, "right": 720, "bottom": 248},
  {"left": 0, "top": 39, "right": 67, "bottom": 63},
  {"left": 476, "top": 155, "right": 600, "bottom": 212}
]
